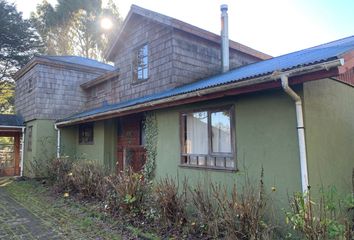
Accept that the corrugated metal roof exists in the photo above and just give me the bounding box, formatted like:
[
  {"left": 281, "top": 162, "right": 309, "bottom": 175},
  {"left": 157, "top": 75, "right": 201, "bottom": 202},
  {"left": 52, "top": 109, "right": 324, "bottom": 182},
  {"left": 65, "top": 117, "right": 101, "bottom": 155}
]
[
  {"left": 0, "top": 114, "right": 24, "bottom": 127},
  {"left": 40, "top": 56, "right": 115, "bottom": 71},
  {"left": 59, "top": 35, "right": 354, "bottom": 123}
]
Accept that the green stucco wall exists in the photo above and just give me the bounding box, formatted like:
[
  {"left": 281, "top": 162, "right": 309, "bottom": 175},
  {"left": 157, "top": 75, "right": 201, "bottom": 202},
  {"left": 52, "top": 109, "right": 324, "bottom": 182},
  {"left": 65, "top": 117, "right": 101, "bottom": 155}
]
[
  {"left": 304, "top": 78, "right": 354, "bottom": 196},
  {"left": 23, "top": 119, "right": 57, "bottom": 177},
  {"left": 60, "top": 119, "right": 117, "bottom": 172},
  {"left": 154, "top": 89, "right": 302, "bottom": 210}
]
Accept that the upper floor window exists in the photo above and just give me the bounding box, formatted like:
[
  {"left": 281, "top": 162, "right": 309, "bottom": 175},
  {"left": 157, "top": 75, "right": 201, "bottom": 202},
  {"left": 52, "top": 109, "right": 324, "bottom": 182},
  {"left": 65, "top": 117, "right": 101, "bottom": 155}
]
[
  {"left": 79, "top": 123, "right": 94, "bottom": 144},
  {"left": 180, "top": 106, "right": 235, "bottom": 170},
  {"left": 27, "top": 78, "right": 33, "bottom": 93},
  {"left": 133, "top": 44, "right": 149, "bottom": 81}
]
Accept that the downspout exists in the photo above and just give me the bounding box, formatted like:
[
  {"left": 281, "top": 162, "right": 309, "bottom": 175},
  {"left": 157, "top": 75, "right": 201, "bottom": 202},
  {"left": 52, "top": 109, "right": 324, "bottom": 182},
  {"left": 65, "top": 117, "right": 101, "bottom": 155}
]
[
  {"left": 54, "top": 124, "right": 60, "bottom": 158},
  {"left": 20, "top": 127, "right": 25, "bottom": 177},
  {"left": 280, "top": 74, "right": 309, "bottom": 194}
]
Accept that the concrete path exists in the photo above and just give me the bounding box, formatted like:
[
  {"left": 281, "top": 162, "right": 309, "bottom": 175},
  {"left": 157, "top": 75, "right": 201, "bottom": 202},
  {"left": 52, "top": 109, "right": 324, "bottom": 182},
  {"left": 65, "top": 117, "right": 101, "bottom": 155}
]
[{"left": 0, "top": 187, "right": 62, "bottom": 240}]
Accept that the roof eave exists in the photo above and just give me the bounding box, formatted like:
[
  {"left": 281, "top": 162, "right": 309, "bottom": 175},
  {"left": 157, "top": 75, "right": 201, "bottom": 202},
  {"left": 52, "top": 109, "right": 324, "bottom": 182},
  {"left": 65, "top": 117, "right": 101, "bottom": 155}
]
[
  {"left": 81, "top": 70, "right": 120, "bottom": 89},
  {"left": 56, "top": 58, "right": 343, "bottom": 127},
  {"left": 14, "top": 56, "right": 110, "bottom": 81}
]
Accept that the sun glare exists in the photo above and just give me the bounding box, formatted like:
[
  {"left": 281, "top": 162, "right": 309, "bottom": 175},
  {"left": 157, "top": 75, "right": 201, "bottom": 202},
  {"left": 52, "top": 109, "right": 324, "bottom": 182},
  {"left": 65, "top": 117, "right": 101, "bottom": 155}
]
[{"left": 101, "top": 17, "right": 113, "bottom": 30}]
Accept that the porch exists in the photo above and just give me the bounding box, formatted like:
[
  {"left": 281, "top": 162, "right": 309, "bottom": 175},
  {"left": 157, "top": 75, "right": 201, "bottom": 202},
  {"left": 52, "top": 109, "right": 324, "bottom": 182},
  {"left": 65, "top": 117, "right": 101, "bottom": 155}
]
[
  {"left": 0, "top": 114, "right": 24, "bottom": 177},
  {"left": 59, "top": 114, "right": 146, "bottom": 173}
]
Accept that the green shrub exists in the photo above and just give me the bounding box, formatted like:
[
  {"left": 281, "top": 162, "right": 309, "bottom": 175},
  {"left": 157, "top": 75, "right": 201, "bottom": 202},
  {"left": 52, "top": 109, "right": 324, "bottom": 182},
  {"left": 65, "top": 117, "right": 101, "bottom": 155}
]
[{"left": 285, "top": 187, "right": 353, "bottom": 239}]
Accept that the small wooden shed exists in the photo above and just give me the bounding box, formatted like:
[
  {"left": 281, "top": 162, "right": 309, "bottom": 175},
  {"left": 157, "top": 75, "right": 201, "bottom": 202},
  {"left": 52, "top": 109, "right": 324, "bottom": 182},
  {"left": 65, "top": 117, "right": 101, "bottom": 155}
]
[{"left": 0, "top": 114, "right": 24, "bottom": 177}]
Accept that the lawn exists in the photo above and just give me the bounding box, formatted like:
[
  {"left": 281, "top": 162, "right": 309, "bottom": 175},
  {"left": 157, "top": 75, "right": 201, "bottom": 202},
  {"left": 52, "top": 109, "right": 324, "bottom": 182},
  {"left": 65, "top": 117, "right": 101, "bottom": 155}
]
[{"left": 0, "top": 178, "right": 156, "bottom": 240}]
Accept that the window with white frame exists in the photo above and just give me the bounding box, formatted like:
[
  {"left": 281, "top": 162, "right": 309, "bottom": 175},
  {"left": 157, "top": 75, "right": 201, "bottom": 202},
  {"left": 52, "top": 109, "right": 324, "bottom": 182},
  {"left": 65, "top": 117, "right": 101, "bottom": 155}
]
[{"left": 180, "top": 106, "right": 235, "bottom": 170}]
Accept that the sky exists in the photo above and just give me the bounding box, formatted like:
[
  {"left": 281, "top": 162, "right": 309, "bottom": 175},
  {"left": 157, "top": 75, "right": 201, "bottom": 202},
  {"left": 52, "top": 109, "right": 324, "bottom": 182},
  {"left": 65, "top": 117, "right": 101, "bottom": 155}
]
[{"left": 7, "top": 0, "right": 354, "bottom": 57}]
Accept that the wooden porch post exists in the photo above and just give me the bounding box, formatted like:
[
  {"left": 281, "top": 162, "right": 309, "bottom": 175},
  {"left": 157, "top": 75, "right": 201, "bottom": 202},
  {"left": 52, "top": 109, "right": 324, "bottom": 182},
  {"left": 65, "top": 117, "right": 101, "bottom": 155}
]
[{"left": 14, "top": 132, "right": 20, "bottom": 176}]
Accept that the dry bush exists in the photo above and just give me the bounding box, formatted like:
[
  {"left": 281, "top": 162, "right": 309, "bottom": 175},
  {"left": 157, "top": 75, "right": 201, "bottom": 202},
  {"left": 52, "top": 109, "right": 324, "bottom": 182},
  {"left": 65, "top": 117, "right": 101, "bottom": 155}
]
[
  {"left": 189, "top": 169, "right": 273, "bottom": 239},
  {"left": 189, "top": 182, "right": 221, "bottom": 237},
  {"left": 106, "top": 168, "right": 150, "bottom": 215},
  {"left": 70, "top": 161, "right": 108, "bottom": 200},
  {"left": 211, "top": 180, "right": 272, "bottom": 239},
  {"left": 47, "top": 157, "right": 75, "bottom": 192},
  {"left": 154, "top": 177, "right": 188, "bottom": 227}
]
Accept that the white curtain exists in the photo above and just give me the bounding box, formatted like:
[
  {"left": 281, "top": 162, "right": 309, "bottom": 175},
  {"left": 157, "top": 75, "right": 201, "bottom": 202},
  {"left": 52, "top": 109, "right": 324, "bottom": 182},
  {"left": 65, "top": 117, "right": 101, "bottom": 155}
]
[
  {"left": 186, "top": 112, "right": 208, "bottom": 154},
  {"left": 211, "top": 112, "right": 231, "bottom": 153}
]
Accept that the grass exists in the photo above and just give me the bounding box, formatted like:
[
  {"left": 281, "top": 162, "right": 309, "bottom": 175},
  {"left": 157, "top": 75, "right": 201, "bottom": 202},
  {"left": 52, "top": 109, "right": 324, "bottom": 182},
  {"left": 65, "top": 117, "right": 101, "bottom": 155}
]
[{"left": 1, "top": 178, "right": 125, "bottom": 240}]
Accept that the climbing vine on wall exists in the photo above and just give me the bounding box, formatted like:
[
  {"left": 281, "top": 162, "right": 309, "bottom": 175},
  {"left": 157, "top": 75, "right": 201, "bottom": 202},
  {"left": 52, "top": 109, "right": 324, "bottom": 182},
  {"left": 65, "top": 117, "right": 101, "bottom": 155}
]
[{"left": 143, "top": 112, "right": 158, "bottom": 180}]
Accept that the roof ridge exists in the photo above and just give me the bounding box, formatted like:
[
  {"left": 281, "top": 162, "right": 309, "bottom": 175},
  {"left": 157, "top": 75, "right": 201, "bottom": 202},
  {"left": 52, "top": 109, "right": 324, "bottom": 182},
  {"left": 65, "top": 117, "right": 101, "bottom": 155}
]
[{"left": 105, "top": 4, "right": 271, "bottom": 61}]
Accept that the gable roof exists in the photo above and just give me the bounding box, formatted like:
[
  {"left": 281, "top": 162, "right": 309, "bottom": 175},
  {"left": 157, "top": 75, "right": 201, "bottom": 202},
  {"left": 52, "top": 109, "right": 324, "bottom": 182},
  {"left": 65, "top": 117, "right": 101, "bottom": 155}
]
[
  {"left": 57, "top": 35, "right": 354, "bottom": 126},
  {"left": 14, "top": 55, "right": 114, "bottom": 80},
  {"left": 105, "top": 5, "right": 271, "bottom": 61},
  {"left": 0, "top": 114, "right": 24, "bottom": 127}
]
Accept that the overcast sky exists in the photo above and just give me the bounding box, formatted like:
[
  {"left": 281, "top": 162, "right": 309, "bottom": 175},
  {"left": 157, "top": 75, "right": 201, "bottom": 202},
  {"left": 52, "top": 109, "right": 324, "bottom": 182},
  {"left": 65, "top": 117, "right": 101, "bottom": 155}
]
[{"left": 8, "top": 0, "right": 354, "bottom": 57}]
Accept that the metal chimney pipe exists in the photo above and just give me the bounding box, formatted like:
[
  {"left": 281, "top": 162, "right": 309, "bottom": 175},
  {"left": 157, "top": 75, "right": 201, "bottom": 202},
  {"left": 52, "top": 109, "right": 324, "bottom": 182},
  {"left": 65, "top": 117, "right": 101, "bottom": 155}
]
[{"left": 221, "top": 4, "right": 229, "bottom": 72}]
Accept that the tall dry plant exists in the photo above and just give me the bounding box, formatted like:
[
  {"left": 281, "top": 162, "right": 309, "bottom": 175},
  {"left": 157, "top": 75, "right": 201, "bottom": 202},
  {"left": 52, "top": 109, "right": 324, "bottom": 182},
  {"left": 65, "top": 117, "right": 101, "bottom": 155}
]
[
  {"left": 106, "top": 168, "right": 150, "bottom": 214},
  {"left": 154, "top": 177, "right": 188, "bottom": 227}
]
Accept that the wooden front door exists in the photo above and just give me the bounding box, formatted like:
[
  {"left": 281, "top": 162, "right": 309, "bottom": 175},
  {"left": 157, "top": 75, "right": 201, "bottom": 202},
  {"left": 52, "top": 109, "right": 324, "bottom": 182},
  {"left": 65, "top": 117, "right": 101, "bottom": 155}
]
[
  {"left": 0, "top": 132, "right": 21, "bottom": 177},
  {"left": 117, "top": 115, "right": 146, "bottom": 173}
]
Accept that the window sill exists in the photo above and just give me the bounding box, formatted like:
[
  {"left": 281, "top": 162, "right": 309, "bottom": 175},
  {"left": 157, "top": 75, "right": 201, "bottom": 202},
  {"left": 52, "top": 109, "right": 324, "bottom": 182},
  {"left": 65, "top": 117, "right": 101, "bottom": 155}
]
[
  {"left": 131, "top": 78, "right": 149, "bottom": 85},
  {"left": 178, "top": 164, "right": 237, "bottom": 172},
  {"left": 78, "top": 142, "right": 94, "bottom": 145}
]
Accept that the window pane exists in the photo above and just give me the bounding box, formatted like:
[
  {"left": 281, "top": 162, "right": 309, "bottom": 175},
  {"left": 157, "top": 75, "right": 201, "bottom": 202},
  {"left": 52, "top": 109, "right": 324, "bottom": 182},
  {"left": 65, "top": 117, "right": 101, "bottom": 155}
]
[
  {"left": 143, "top": 68, "right": 148, "bottom": 79},
  {"left": 138, "top": 71, "right": 143, "bottom": 80},
  {"left": 226, "top": 158, "right": 235, "bottom": 168},
  {"left": 135, "top": 44, "right": 148, "bottom": 81},
  {"left": 185, "top": 111, "right": 208, "bottom": 154},
  {"left": 211, "top": 111, "right": 231, "bottom": 153}
]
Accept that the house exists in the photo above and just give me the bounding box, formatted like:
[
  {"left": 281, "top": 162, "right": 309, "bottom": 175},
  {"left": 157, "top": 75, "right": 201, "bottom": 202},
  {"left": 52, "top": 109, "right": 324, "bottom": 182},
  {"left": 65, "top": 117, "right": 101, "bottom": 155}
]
[{"left": 8, "top": 5, "right": 354, "bottom": 210}]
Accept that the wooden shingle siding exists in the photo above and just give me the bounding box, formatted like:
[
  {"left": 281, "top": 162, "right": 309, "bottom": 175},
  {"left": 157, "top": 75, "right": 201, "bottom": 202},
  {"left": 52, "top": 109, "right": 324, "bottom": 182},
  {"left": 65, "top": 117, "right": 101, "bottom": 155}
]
[
  {"left": 15, "top": 65, "right": 101, "bottom": 122},
  {"left": 82, "top": 15, "right": 262, "bottom": 109}
]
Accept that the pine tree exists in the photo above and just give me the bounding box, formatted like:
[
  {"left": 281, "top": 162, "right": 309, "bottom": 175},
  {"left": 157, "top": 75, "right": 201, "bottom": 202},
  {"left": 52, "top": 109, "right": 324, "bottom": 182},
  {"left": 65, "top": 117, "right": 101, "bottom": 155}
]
[
  {"left": 31, "top": 0, "right": 122, "bottom": 61},
  {"left": 0, "top": 0, "right": 42, "bottom": 113}
]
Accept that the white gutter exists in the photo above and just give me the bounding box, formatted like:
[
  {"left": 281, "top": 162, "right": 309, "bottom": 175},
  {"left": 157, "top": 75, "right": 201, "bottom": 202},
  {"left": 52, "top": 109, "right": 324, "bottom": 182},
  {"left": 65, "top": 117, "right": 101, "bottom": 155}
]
[
  {"left": 278, "top": 59, "right": 344, "bottom": 194},
  {"left": 20, "top": 127, "right": 25, "bottom": 177},
  {"left": 56, "top": 59, "right": 344, "bottom": 127},
  {"left": 0, "top": 125, "right": 25, "bottom": 129},
  {"left": 54, "top": 124, "right": 60, "bottom": 158}
]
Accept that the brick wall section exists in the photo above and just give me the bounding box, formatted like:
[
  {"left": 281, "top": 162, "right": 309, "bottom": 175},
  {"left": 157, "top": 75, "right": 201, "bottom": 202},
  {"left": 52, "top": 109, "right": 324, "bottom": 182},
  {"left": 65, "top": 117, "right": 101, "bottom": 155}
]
[
  {"left": 15, "top": 64, "right": 101, "bottom": 122},
  {"left": 83, "top": 15, "right": 262, "bottom": 109}
]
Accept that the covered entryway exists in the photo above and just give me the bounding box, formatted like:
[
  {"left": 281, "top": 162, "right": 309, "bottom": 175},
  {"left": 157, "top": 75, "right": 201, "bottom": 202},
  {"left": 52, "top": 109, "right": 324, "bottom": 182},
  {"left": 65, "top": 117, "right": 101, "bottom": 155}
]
[
  {"left": 0, "top": 114, "right": 24, "bottom": 177},
  {"left": 117, "top": 114, "right": 146, "bottom": 172}
]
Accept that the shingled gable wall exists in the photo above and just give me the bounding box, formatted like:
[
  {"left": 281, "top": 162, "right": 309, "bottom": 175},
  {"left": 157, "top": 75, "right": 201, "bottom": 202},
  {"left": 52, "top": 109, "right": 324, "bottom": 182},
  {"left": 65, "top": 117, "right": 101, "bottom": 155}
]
[
  {"left": 15, "top": 63, "right": 102, "bottom": 122},
  {"left": 84, "top": 14, "right": 262, "bottom": 109}
]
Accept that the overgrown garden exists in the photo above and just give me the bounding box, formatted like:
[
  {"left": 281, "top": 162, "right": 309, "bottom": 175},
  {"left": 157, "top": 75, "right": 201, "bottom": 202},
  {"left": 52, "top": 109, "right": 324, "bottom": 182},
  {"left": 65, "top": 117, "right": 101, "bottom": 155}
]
[{"left": 26, "top": 156, "right": 353, "bottom": 239}]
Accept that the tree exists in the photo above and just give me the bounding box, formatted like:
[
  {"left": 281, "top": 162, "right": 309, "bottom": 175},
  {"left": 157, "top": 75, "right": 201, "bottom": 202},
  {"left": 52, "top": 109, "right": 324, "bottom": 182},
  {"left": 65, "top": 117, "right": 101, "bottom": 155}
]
[
  {"left": 31, "top": 0, "right": 122, "bottom": 61},
  {"left": 0, "top": 0, "right": 42, "bottom": 113}
]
